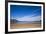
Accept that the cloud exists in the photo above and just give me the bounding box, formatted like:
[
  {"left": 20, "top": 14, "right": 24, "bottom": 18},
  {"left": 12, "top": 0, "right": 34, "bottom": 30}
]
[{"left": 16, "top": 15, "right": 41, "bottom": 21}]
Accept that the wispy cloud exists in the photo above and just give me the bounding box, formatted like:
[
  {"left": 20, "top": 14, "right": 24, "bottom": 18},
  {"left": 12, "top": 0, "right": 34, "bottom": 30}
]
[{"left": 16, "top": 15, "right": 41, "bottom": 21}]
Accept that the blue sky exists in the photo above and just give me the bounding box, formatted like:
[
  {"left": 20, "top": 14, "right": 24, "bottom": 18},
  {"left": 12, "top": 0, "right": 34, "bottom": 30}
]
[{"left": 10, "top": 5, "right": 41, "bottom": 21}]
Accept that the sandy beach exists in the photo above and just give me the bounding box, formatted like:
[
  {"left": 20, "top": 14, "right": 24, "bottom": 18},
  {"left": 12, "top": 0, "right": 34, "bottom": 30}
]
[{"left": 10, "top": 23, "right": 41, "bottom": 29}]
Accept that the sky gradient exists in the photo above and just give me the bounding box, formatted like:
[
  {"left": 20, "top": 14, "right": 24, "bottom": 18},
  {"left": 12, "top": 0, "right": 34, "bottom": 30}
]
[{"left": 10, "top": 5, "right": 41, "bottom": 21}]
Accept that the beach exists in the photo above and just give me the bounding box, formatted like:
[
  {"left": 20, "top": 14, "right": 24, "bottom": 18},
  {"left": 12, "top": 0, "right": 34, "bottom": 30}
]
[{"left": 10, "top": 23, "right": 41, "bottom": 29}]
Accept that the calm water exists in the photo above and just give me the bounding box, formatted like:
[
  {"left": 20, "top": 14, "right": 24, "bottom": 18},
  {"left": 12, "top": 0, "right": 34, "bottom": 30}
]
[{"left": 16, "top": 21, "right": 32, "bottom": 24}]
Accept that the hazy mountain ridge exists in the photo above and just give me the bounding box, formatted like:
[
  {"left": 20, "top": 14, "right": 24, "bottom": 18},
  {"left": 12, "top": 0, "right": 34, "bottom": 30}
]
[{"left": 10, "top": 19, "right": 41, "bottom": 24}]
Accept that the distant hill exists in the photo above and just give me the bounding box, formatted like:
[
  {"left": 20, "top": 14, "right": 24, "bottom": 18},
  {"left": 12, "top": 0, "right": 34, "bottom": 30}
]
[
  {"left": 10, "top": 19, "right": 18, "bottom": 24},
  {"left": 10, "top": 19, "right": 41, "bottom": 24}
]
